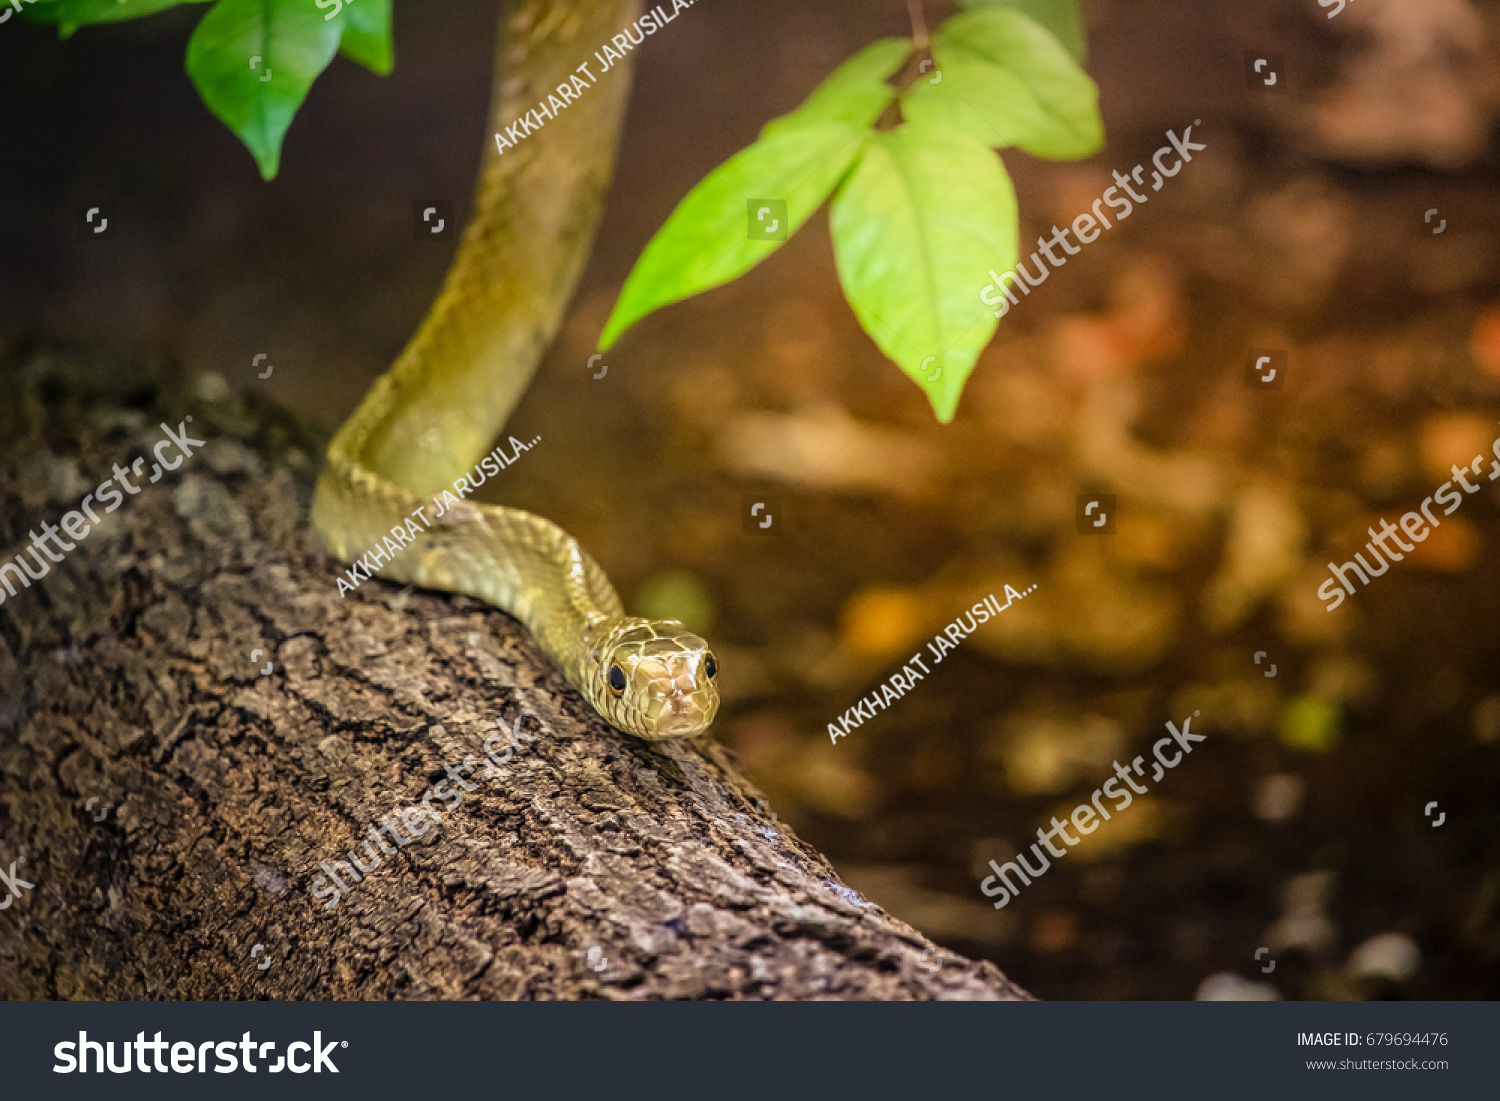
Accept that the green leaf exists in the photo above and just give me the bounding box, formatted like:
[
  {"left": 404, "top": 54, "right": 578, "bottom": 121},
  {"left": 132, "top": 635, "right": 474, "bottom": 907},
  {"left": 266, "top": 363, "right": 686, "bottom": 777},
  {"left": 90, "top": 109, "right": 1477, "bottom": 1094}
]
[
  {"left": 902, "top": 45, "right": 1058, "bottom": 153},
  {"left": 907, "top": 9, "right": 1102, "bottom": 160},
  {"left": 760, "top": 37, "right": 909, "bottom": 141},
  {"left": 185, "top": 0, "right": 345, "bottom": 179},
  {"left": 600, "top": 122, "right": 871, "bottom": 351},
  {"left": 21, "top": 0, "right": 206, "bottom": 36},
  {"left": 829, "top": 123, "right": 1018, "bottom": 422},
  {"left": 956, "top": 0, "right": 1086, "bottom": 62},
  {"left": 338, "top": 0, "right": 391, "bottom": 75}
]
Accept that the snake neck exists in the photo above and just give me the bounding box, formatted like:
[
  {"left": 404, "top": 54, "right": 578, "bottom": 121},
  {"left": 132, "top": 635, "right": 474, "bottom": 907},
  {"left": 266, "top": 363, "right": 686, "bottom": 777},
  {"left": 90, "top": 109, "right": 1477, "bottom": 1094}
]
[
  {"left": 311, "top": 0, "right": 640, "bottom": 633},
  {"left": 321, "top": 0, "right": 642, "bottom": 498}
]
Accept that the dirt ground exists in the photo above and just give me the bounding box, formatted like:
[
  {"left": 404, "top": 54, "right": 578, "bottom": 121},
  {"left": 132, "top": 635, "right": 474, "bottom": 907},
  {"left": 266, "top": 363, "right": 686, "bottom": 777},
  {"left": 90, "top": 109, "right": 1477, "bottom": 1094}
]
[{"left": 2, "top": 0, "right": 1499, "bottom": 999}]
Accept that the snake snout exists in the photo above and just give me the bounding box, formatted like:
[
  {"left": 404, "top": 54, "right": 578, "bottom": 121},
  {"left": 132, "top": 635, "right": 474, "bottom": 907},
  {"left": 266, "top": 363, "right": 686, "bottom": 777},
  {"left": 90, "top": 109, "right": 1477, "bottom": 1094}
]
[{"left": 646, "top": 676, "right": 716, "bottom": 738}]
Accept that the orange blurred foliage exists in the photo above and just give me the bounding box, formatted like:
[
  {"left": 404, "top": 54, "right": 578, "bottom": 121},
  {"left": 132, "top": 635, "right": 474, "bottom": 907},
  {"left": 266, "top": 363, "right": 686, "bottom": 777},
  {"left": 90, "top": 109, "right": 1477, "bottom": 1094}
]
[{"left": 1470, "top": 304, "right": 1500, "bottom": 378}]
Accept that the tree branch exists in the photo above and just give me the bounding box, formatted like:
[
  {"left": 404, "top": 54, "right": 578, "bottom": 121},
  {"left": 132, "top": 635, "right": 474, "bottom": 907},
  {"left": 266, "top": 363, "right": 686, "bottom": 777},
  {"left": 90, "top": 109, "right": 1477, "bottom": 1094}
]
[{"left": 0, "top": 348, "right": 1032, "bottom": 1001}]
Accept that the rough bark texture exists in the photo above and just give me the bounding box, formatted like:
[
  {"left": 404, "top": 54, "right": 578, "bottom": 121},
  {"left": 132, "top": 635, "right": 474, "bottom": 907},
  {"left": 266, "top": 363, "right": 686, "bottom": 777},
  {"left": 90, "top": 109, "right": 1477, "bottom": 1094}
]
[{"left": 0, "top": 347, "right": 1031, "bottom": 1001}]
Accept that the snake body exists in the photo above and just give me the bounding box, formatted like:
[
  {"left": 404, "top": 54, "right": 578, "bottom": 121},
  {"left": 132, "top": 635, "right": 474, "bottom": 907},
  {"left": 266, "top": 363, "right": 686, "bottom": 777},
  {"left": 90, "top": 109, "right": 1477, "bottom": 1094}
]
[{"left": 310, "top": 0, "right": 718, "bottom": 739}]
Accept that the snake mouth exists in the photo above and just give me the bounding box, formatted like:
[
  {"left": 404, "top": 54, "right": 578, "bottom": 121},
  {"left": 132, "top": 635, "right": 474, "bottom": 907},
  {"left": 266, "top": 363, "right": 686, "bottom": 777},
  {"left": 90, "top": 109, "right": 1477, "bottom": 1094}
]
[
  {"left": 642, "top": 687, "right": 717, "bottom": 738},
  {"left": 653, "top": 694, "right": 712, "bottom": 737}
]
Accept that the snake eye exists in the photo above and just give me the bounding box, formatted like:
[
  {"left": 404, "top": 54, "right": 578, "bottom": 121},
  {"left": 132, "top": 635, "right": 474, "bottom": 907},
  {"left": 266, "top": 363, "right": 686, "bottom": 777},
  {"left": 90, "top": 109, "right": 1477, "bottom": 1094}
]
[
  {"left": 607, "top": 664, "right": 627, "bottom": 695},
  {"left": 704, "top": 653, "right": 717, "bottom": 679}
]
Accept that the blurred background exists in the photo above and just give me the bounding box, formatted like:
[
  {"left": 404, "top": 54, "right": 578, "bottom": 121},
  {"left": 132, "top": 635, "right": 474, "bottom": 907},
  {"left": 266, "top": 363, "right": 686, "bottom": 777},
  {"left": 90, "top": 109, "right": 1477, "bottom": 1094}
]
[{"left": 3, "top": 0, "right": 1500, "bottom": 999}]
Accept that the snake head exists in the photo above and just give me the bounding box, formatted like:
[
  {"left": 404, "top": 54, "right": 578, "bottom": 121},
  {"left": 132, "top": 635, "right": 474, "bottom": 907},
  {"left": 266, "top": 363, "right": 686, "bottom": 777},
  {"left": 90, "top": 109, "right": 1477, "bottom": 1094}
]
[{"left": 586, "top": 618, "right": 719, "bottom": 740}]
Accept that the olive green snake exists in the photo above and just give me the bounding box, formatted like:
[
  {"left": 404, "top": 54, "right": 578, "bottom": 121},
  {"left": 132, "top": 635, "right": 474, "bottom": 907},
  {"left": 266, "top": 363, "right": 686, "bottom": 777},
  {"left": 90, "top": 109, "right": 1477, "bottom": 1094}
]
[{"left": 310, "top": 0, "right": 719, "bottom": 739}]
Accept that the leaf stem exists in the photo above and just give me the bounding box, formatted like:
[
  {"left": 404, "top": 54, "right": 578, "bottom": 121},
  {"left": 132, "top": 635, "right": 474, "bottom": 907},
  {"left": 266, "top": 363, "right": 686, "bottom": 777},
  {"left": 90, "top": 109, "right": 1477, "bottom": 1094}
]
[{"left": 906, "top": 0, "right": 929, "bottom": 51}]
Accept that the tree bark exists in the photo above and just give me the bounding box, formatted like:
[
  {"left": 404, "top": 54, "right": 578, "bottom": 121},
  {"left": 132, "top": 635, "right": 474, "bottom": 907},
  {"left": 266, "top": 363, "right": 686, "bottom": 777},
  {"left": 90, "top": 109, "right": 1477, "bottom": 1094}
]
[{"left": 0, "top": 349, "right": 1031, "bottom": 1001}]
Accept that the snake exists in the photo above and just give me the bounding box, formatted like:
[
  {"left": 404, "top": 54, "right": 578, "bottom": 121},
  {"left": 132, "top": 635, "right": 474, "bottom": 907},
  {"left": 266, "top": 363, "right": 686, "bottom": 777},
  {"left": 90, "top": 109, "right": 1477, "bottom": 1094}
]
[{"left": 310, "top": 0, "right": 719, "bottom": 739}]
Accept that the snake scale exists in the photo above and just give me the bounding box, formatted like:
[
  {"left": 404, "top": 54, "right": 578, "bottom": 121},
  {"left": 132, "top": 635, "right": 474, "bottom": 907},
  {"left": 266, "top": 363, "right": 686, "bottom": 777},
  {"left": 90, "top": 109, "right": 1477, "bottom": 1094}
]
[{"left": 311, "top": 0, "right": 719, "bottom": 739}]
